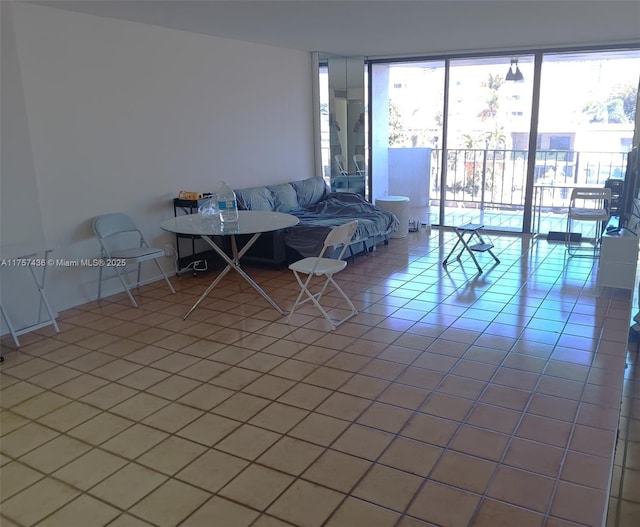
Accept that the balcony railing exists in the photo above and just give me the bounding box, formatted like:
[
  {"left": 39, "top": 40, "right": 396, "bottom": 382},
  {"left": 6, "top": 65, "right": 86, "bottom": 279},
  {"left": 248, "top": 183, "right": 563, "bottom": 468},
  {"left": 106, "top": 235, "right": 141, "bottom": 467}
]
[{"left": 429, "top": 148, "right": 629, "bottom": 210}]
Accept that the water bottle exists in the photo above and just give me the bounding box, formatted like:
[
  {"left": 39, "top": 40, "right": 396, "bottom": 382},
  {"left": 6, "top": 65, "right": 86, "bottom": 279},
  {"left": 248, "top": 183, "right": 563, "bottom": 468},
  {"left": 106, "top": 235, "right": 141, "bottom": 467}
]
[{"left": 216, "top": 181, "right": 239, "bottom": 223}]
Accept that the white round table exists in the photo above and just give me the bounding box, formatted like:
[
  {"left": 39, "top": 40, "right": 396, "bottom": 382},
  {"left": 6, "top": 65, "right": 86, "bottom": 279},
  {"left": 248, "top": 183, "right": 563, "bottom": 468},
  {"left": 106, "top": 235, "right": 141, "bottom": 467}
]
[{"left": 375, "top": 196, "right": 410, "bottom": 238}]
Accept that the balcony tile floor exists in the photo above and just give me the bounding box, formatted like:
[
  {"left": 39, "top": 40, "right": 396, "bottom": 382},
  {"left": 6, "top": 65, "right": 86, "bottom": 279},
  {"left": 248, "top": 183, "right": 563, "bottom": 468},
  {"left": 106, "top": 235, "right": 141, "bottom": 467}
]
[{"left": 1, "top": 229, "right": 639, "bottom": 527}]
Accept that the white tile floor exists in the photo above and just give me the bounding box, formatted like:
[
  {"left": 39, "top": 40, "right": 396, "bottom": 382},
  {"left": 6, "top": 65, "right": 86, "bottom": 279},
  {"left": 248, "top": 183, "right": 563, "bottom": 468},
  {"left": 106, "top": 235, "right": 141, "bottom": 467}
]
[{"left": 1, "top": 228, "right": 637, "bottom": 527}]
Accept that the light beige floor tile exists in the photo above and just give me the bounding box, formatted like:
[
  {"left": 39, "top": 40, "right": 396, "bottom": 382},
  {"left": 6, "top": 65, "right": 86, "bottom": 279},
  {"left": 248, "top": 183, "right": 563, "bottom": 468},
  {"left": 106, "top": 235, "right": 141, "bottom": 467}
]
[
  {"left": 465, "top": 402, "right": 522, "bottom": 434},
  {"left": 352, "top": 463, "right": 422, "bottom": 512},
  {"left": 176, "top": 412, "right": 241, "bottom": 446},
  {"left": 39, "top": 401, "right": 102, "bottom": 432},
  {"left": 302, "top": 449, "right": 371, "bottom": 493},
  {"left": 67, "top": 411, "right": 134, "bottom": 445},
  {"left": 561, "top": 450, "right": 615, "bottom": 490},
  {"left": 146, "top": 374, "right": 202, "bottom": 400},
  {"left": 246, "top": 401, "right": 307, "bottom": 433},
  {"left": 288, "top": 412, "right": 350, "bottom": 446},
  {"left": 89, "top": 462, "right": 167, "bottom": 509},
  {"left": 267, "top": 479, "right": 345, "bottom": 527},
  {"left": 215, "top": 423, "right": 281, "bottom": 460},
  {"left": 378, "top": 436, "right": 443, "bottom": 477},
  {"left": 219, "top": 464, "right": 294, "bottom": 510},
  {"left": 420, "top": 392, "right": 474, "bottom": 421},
  {"left": 53, "top": 448, "right": 128, "bottom": 490},
  {"left": 177, "top": 382, "right": 234, "bottom": 410},
  {"left": 277, "top": 382, "right": 333, "bottom": 410},
  {"left": 117, "top": 367, "right": 171, "bottom": 390},
  {"left": 550, "top": 480, "right": 607, "bottom": 526},
  {"left": 211, "top": 392, "right": 271, "bottom": 421},
  {"left": 136, "top": 436, "right": 207, "bottom": 475},
  {"left": 252, "top": 514, "right": 298, "bottom": 527},
  {"left": 180, "top": 496, "right": 259, "bottom": 527},
  {"left": 209, "top": 366, "right": 263, "bottom": 389},
  {"left": 401, "top": 413, "right": 459, "bottom": 447},
  {"left": 356, "top": 401, "right": 413, "bottom": 433},
  {"left": 473, "top": 498, "right": 544, "bottom": 527},
  {"left": 0, "top": 410, "right": 30, "bottom": 436},
  {"left": 79, "top": 382, "right": 139, "bottom": 409},
  {"left": 19, "top": 434, "right": 91, "bottom": 473},
  {"left": 325, "top": 496, "right": 401, "bottom": 527},
  {"left": 316, "top": 391, "right": 372, "bottom": 421},
  {"left": 503, "top": 437, "right": 565, "bottom": 477},
  {"left": 258, "top": 436, "right": 324, "bottom": 475},
  {"left": 449, "top": 424, "right": 509, "bottom": 461},
  {"left": 176, "top": 448, "right": 249, "bottom": 492},
  {"left": 0, "top": 234, "right": 630, "bottom": 527},
  {"left": 2, "top": 477, "right": 79, "bottom": 526},
  {"left": 130, "top": 479, "right": 210, "bottom": 527},
  {"left": 378, "top": 383, "right": 429, "bottom": 410},
  {"left": 0, "top": 422, "right": 59, "bottom": 457},
  {"left": 488, "top": 465, "right": 555, "bottom": 512},
  {"left": 431, "top": 450, "right": 497, "bottom": 494},
  {"left": 516, "top": 414, "right": 572, "bottom": 448},
  {"left": 332, "top": 423, "right": 394, "bottom": 461},
  {"left": 617, "top": 500, "right": 640, "bottom": 527},
  {"left": 337, "top": 374, "right": 390, "bottom": 399},
  {"left": 141, "top": 402, "right": 204, "bottom": 433},
  {"left": 101, "top": 423, "right": 169, "bottom": 459},
  {"left": 36, "top": 494, "right": 120, "bottom": 527},
  {"left": 407, "top": 481, "right": 480, "bottom": 527},
  {"left": 90, "top": 358, "right": 143, "bottom": 381},
  {"left": 51, "top": 373, "right": 110, "bottom": 398},
  {"left": 242, "top": 375, "right": 296, "bottom": 400},
  {"left": 11, "top": 391, "right": 72, "bottom": 420},
  {"left": 0, "top": 461, "right": 44, "bottom": 499}
]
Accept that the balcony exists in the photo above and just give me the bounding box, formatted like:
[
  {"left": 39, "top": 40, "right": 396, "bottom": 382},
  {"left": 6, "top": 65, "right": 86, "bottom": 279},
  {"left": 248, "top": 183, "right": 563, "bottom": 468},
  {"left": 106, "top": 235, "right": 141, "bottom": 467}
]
[{"left": 420, "top": 148, "right": 629, "bottom": 233}]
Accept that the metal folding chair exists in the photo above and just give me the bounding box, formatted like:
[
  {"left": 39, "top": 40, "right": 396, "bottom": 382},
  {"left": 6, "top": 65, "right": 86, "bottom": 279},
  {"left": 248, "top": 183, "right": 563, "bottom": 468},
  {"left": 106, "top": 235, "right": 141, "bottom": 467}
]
[
  {"left": 286, "top": 220, "right": 358, "bottom": 330},
  {"left": 93, "top": 213, "right": 176, "bottom": 307},
  {"left": 566, "top": 187, "right": 611, "bottom": 258}
]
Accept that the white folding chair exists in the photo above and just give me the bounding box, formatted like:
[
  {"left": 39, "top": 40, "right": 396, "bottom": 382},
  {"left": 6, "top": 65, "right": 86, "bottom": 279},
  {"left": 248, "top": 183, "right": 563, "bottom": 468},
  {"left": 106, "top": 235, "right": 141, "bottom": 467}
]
[
  {"left": 353, "top": 154, "right": 365, "bottom": 176},
  {"left": 335, "top": 154, "right": 348, "bottom": 175},
  {"left": 286, "top": 220, "right": 359, "bottom": 330},
  {"left": 93, "top": 213, "right": 176, "bottom": 307},
  {"left": 566, "top": 187, "right": 611, "bottom": 258}
]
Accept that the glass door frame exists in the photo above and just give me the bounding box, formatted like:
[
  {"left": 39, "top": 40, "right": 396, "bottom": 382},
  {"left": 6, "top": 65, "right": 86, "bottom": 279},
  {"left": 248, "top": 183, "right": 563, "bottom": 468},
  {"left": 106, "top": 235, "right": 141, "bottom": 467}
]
[{"left": 367, "top": 44, "right": 639, "bottom": 234}]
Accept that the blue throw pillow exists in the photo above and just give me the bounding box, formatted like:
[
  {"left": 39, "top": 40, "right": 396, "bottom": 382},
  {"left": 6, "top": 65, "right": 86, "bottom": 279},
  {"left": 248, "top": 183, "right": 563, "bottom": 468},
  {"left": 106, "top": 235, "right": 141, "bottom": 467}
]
[
  {"left": 235, "top": 186, "right": 275, "bottom": 211},
  {"left": 291, "top": 176, "right": 328, "bottom": 209},
  {"left": 267, "top": 183, "right": 299, "bottom": 212}
]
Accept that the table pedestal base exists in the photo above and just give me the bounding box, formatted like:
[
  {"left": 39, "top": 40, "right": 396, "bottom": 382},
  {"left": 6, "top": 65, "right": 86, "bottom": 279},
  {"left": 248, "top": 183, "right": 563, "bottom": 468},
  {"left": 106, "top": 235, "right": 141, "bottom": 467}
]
[{"left": 184, "top": 233, "right": 285, "bottom": 319}]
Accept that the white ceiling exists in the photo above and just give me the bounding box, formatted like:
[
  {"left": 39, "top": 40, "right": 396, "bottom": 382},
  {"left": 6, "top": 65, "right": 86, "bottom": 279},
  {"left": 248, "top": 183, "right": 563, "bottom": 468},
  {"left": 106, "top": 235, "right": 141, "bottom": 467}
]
[{"left": 31, "top": 0, "right": 640, "bottom": 57}]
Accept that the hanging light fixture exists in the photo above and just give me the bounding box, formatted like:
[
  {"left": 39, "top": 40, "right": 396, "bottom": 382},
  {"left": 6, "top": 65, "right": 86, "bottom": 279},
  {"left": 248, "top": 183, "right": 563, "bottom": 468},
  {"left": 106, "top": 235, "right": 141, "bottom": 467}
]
[{"left": 505, "top": 58, "right": 524, "bottom": 82}]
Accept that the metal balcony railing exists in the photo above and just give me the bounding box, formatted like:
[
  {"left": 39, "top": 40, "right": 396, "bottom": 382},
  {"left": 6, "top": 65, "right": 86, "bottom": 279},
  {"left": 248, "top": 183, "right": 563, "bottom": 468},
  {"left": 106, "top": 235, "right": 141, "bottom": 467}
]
[{"left": 429, "top": 148, "right": 629, "bottom": 211}]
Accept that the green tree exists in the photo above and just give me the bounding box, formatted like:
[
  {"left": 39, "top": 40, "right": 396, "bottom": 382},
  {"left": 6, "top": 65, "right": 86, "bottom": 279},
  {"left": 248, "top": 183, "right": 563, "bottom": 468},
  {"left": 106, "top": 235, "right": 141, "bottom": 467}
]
[
  {"left": 582, "top": 82, "right": 638, "bottom": 123},
  {"left": 388, "top": 100, "right": 409, "bottom": 147}
]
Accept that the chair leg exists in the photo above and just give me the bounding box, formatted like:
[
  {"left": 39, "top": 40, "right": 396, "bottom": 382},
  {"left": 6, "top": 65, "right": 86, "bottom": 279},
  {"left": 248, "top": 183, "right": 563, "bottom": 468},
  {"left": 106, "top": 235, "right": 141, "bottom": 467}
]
[
  {"left": 137, "top": 263, "right": 142, "bottom": 289},
  {"left": 153, "top": 258, "right": 176, "bottom": 294},
  {"left": 114, "top": 266, "right": 139, "bottom": 308},
  {"left": 286, "top": 272, "right": 315, "bottom": 324},
  {"left": 286, "top": 271, "right": 357, "bottom": 330},
  {"left": 97, "top": 265, "right": 104, "bottom": 302},
  {"left": 287, "top": 272, "right": 336, "bottom": 329}
]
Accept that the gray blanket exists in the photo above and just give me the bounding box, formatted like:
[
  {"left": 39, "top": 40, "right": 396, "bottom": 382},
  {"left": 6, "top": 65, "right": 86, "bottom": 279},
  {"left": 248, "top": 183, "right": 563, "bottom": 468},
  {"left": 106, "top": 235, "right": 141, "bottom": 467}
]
[{"left": 285, "top": 192, "right": 399, "bottom": 257}]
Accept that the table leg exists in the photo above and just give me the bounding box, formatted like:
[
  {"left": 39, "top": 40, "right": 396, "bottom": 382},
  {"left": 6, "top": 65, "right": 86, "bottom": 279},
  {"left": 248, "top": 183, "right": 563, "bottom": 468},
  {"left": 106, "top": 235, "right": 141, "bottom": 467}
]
[{"left": 183, "top": 233, "right": 286, "bottom": 319}]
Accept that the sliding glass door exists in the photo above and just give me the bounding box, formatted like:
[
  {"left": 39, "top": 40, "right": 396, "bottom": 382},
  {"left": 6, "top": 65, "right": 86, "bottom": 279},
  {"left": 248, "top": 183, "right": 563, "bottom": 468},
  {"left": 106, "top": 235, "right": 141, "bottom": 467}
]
[
  {"left": 369, "top": 47, "right": 638, "bottom": 233},
  {"left": 534, "top": 49, "right": 640, "bottom": 236},
  {"left": 371, "top": 61, "right": 444, "bottom": 223}
]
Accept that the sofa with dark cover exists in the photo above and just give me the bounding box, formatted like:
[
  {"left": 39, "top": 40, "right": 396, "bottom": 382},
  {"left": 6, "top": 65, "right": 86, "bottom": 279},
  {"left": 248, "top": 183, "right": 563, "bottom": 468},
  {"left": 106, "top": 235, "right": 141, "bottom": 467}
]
[{"left": 234, "top": 176, "right": 399, "bottom": 264}]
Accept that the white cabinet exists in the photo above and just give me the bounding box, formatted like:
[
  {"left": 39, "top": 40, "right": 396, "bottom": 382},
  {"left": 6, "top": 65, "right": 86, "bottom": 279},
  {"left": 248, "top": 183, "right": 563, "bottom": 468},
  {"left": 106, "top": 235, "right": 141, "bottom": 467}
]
[{"left": 597, "top": 228, "right": 639, "bottom": 291}]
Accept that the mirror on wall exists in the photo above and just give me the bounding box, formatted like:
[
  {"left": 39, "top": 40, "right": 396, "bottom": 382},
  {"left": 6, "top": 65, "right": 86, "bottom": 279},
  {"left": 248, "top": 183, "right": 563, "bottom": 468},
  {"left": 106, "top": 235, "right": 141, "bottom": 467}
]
[{"left": 322, "top": 55, "right": 366, "bottom": 196}]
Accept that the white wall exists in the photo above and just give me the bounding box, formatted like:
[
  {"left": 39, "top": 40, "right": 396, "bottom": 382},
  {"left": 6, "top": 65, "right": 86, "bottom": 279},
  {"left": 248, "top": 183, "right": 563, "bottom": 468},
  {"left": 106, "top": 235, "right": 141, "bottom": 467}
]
[{"left": 1, "top": 2, "right": 314, "bottom": 327}]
